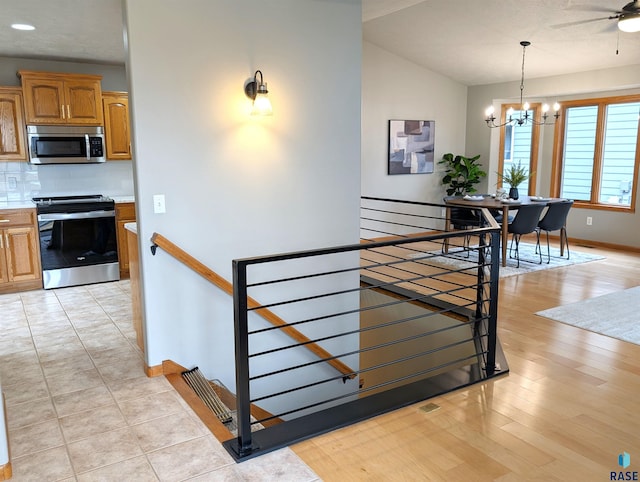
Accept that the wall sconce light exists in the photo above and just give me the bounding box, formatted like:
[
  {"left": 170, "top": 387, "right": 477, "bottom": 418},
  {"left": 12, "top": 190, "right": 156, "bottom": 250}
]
[{"left": 244, "top": 70, "right": 273, "bottom": 116}]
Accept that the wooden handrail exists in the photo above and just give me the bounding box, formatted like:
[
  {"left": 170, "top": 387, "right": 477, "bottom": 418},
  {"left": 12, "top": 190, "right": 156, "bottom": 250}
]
[{"left": 150, "top": 232, "right": 356, "bottom": 379}]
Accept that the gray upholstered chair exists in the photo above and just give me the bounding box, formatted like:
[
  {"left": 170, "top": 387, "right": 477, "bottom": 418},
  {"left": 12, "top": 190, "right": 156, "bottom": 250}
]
[
  {"left": 536, "top": 200, "right": 574, "bottom": 263},
  {"left": 507, "top": 203, "right": 546, "bottom": 267}
]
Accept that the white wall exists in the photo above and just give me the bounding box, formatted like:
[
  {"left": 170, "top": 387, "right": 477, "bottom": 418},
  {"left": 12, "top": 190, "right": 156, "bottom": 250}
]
[
  {"left": 124, "top": 0, "right": 362, "bottom": 403},
  {"left": 361, "top": 41, "right": 468, "bottom": 204},
  {"left": 467, "top": 64, "right": 640, "bottom": 248}
]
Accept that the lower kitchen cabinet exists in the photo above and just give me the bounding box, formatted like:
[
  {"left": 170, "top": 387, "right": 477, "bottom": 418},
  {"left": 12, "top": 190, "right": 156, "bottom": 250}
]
[
  {"left": 116, "top": 202, "right": 136, "bottom": 278},
  {"left": 0, "top": 208, "right": 42, "bottom": 293}
]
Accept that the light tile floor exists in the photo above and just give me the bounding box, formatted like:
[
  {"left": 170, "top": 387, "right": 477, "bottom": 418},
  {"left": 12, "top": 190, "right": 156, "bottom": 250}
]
[{"left": 0, "top": 281, "right": 320, "bottom": 481}]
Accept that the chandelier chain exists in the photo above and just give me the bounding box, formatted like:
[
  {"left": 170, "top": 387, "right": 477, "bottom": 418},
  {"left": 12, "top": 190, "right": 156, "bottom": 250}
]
[{"left": 520, "top": 43, "right": 526, "bottom": 108}]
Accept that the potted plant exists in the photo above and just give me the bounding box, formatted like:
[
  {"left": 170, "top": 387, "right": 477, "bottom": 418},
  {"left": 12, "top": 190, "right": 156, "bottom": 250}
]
[
  {"left": 438, "top": 153, "right": 487, "bottom": 196},
  {"left": 497, "top": 161, "right": 532, "bottom": 200}
]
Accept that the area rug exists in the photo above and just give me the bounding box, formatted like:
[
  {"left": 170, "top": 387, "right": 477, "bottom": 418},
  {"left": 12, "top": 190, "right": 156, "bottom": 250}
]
[
  {"left": 409, "top": 242, "right": 604, "bottom": 278},
  {"left": 536, "top": 287, "right": 640, "bottom": 345}
]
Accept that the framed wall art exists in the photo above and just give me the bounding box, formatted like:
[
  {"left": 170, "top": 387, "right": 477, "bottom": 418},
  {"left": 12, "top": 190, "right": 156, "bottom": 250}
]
[{"left": 388, "top": 119, "right": 435, "bottom": 175}]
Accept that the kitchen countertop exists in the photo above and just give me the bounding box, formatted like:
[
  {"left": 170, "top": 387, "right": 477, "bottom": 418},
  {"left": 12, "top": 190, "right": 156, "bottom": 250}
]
[
  {"left": 0, "top": 200, "right": 36, "bottom": 210},
  {"left": 0, "top": 195, "right": 135, "bottom": 211},
  {"left": 124, "top": 222, "right": 137, "bottom": 234},
  {"left": 112, "top": 196, "right": 136, "bottom": 203}
]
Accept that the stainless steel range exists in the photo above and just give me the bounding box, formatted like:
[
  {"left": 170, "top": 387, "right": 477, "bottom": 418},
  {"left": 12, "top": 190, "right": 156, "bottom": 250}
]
[{"left": 33, "top": 195, "right": 120, "bottom": 289}]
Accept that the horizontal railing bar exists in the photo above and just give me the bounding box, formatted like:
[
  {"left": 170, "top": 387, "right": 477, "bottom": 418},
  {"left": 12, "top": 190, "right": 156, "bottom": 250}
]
[
  {"left": 234, "top": 224, "right": 498, "bottom": 268},
  {"left": 246, "top": 235, "right": 471, "bottom": 289},
  {"left": 360, "top": 206, "right": 441, "bottom": 220},
  {"left": 361, "top": 196, "right": 445, "bottom": 209},
  {"left": 248, "top": 262, "right": 479, "bottom": 314},
  {"left": 252, "top": 350, "right": 487, "bottom": 425},
  {"left": 256, "top": 309, "right": 490, "bottom": 366},
  {"left": 249, "top": 310, "right": 489, "bottom": 379},
  {"left": 250, "top": 300, "right": 478, "bottom": 363},
  {"left": 252, "top": 334, "right": 484, "bottom": 404},
  {"left": 246, "top": 249, "right": 487, "bottom": 319},
  {"left": 363, "top": 240, "right": 490, "bottom": 266},
  {"left": 361, "top": 263, "right": 483, "bottom": 301},
  {"left": 245, "top": 239, "right": 448, "bottom": 289},
  {"left": 251, "top": 321, "right": 479, "bottom": 385},
  {"left": 359, "top": 228, "right": 418, "bottom": 239},
  {"left": 360, "top": 216, "right": 441, "bottom": 232},
  {"left": 248, "top": 276, "right": 483, "bottom": 337},
  {"left": 248, "top": 274, "right": 487, "bottom": 338},
  {"left": 361, "top": 253, "right": 483, "bottom": 284}
]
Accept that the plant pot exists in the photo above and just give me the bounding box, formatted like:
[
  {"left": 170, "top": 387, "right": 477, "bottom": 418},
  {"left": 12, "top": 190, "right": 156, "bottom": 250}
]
[{"left": 509, "top": 187, "right": 519, "bottom": 200}]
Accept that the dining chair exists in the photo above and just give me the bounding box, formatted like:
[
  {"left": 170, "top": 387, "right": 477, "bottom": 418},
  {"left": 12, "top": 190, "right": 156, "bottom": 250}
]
[
  {"left": 536, "top": 200, "right": 574, "bottom": 263},
  {"left": 507, "top": 203, "right": 546, "bottom": 267},
  {"left": 443, "top": 197, "right": 483, "bottom": 257}
]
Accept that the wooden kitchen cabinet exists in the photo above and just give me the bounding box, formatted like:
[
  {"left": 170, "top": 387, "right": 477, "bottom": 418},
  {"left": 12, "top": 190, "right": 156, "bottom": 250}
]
[
  {"left": 0, "top": 208, "right": 42, "bottom": 293},
  {"left": 18, "top": 71, "right": 103, "bottom": 125},
  {"left": 0, "top": 87, "right": 27, "bottom": 161},
  {"left": 116, "top": 202, "right": 136, "bottom": 278},
  {"left": 102, "top": 92, "right": 132, "bottom": 160}
]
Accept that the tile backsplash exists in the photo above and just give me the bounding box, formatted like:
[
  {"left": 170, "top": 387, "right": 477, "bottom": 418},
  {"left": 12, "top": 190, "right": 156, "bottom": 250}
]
[{"left": 0, "top": 161, "right": 134, "bottom": 202}]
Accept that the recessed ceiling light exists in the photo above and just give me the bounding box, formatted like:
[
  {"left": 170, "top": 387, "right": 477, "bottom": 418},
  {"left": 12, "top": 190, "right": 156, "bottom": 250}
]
[{"left": 11, "top": 23, "right": 35, "bottom": 31}]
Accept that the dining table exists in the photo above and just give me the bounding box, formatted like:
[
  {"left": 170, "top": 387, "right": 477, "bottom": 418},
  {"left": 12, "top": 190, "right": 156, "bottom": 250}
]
[{"left": 444, "top": 194, "right": 567, "bottom": 267}]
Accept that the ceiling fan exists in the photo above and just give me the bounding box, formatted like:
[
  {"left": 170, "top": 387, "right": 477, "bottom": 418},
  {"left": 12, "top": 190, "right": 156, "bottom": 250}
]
[{"left": 555, "top": 1, "right": 640, "bottom": 32}]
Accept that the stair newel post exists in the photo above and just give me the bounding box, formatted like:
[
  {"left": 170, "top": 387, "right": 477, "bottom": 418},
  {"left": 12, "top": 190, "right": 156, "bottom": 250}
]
[
  {"left": 232, "top": 259, "right": 255, "bottom": 457},
  {"left": 485, "top": 230, "right": 501, "bottom": 375}
]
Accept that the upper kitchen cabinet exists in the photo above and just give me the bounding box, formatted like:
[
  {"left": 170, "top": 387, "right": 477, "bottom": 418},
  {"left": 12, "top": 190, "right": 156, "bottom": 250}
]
[
  {"left": 102, "top": 92, "right": 132, "bottom": 160},
  {"left": 18, "top": 71, "right": 104, "bottom": 126},
  {"left": 0, "top": 87, "right": 27, "bottom": 161}
]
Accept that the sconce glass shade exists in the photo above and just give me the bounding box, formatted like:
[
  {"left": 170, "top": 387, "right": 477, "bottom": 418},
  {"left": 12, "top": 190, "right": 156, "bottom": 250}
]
[
  {"left": 618, "top": 13, "right": 640, "bottom": 33},
  {"left": 245, "top": 70, "right": 273, "bottom": 116},
  {"left": 252, "top": 89, "right": 273, "bottom": 116}
]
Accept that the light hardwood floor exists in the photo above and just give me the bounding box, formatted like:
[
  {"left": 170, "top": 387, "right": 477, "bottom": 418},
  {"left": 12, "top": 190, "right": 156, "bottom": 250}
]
[{"left": 292, "top": 244, "right": 640, "bottom": 481}]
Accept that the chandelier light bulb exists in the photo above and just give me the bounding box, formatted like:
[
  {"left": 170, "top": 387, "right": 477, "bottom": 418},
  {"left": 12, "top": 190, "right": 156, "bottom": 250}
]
[
  {"left": 542, "top": 104, "right": 550, "bottom": 113},
  {"left": 553, "top": 102, "right": 561, "bottom": 112},
  {"left": 523, "top": 102, "right": 530, "bottom": 111},
  {"left": 485, "top": 105, "right": 495, "bottom": 117}
]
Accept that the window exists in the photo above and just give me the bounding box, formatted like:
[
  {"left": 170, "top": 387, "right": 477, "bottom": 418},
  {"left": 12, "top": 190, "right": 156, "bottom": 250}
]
[
  {"left": 498, "top": 104, "right": 540, "bottom": 195},
  {"left": 553, "top": 95, "right": 640, "bottom": 211}
]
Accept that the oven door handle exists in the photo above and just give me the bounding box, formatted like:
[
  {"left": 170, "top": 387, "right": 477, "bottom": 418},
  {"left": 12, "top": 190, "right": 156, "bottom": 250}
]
[{"left": 37, "top": 210, "right": 116, "bottom": 221}]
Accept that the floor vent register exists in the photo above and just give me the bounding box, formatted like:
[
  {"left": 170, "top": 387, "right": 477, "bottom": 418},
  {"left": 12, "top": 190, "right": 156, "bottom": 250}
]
[{"left": 181, "top": 367, "right": 233, "bottom": 425}]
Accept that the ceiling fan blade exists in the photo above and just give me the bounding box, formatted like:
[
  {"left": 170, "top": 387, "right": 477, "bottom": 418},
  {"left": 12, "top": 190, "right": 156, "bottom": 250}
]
[
  {"left": 565, "top": 5, "right": 620, "bottom": 14},
  {"left": 550, "top": 16, "right": 612, "bottom": 29},
  {"left": 622, "top": 1, "right": 640, "bottom": 13}
]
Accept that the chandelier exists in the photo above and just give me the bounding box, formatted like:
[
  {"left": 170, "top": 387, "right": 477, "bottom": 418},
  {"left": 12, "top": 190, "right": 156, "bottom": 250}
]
[{"left": 485, "top": 41, "right": 560, "bottom": 128}]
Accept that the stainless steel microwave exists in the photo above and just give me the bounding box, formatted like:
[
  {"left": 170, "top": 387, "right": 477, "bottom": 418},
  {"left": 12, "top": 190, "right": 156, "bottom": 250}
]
[{"left": 27, "top": 125, "right": 106, "bottom": 164}]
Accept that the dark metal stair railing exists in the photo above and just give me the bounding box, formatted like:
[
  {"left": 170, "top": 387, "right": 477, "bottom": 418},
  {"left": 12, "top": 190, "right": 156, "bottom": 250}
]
[{"left": 224, "top": 196, "right": 508, "bottom": 461}]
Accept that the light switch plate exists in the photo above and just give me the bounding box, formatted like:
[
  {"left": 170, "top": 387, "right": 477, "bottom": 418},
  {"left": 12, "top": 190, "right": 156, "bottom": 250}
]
[{"left": 153, "top": 194, "right": 166, "bottom": 214}]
